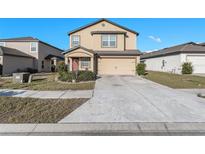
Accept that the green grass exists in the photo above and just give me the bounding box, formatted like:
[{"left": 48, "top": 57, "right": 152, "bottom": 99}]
[
  {"left": 0, "top": 73, "right": 95, "bottom": 90},
  {"left": 0, "top": 97, "right": 88, "bottom": 123},
  {"left": 144, "top": 71, "right": 205, "bottom": 89}
]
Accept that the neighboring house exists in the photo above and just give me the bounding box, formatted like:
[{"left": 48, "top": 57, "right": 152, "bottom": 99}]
[
  {"left": 63, "top": 19, "right": 141, "bottom": 75},
  {"left": 199, "top": 42, "right": 205, "bottom": 46},
  {"left": 0, "top": 37, "right": 64, "bottom": 75},
  {"left": 141, "top": 42, "right": 205, "bottom": 74}
]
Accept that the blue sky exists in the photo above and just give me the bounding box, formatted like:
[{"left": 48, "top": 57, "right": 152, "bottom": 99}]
[{"left": 0, "top": 18, "right": 205, "bottom": 52}]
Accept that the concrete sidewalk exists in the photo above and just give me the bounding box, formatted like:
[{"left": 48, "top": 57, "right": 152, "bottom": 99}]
[
  {"left": 0, "top": 89, "right": 93, "bottom": 99},
  {"left": 1, "top": 123, "right": 205, "bottom": 135}
]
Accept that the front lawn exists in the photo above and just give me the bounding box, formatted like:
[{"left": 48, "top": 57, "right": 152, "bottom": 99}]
[
  {"left": 0, "top": 97, "right": 88, "bottom": 123},
  {"left": 0, "top": 73, "right": 95, "bottom": 90},
  {"left": 144, "top": 71, "right": 205, "bottom": 89}
]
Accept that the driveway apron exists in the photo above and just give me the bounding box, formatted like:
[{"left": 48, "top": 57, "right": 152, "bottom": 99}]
[{"left": 60, "top": 76, "right": 205, "bottom": 123}]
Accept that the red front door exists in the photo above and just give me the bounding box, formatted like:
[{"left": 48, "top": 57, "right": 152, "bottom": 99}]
[{"left": 72, "top": 58, "right": 79, "bottom": 71}]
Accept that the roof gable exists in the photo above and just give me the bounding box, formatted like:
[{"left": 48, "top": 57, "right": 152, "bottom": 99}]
[{"left": 68, "top": 19, "right": 139, "bottom": 35}]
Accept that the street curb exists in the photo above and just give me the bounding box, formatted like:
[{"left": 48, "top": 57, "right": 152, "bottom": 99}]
[{"left": 1, "top": 122, "right": 205, "bottom": 135}]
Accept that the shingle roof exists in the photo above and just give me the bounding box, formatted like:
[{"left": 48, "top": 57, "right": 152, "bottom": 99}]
[
  {"left": 0, "top": 37, "right": 63, "bottom": 51},
  {"left": 141, "top": 42, "right": 205, "bottom": 59},
  {"left": 63, "top": 45, "right": 141, "bottom": 56},
  {"left": 95, "top": 50, "right": 141, "bottom": 56},
  {"left": 0, "top": 37, "right": 38, "bottom": 42},
  {"left": 91, "top": 31, "right": 127, "bottom": 35},
  {"left": 0, "top": 46, "right": 34, "bottom": 58},
  {"left": 63, "top": 46, "right": 94, "bottom": 54},
  {"left": 68, "top": 18, "right": 139, "bottom": 35}
]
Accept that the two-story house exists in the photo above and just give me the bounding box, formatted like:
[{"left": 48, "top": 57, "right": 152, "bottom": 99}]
[
  {"left": 0, "top": 37, "right": 64, "bottom": 75},
  {"left": 63, "top": 19, "right": 141, "bottom": 75}
]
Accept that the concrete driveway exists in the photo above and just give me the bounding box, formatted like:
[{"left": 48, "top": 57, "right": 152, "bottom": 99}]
[{"left": 60, "top": 76, "right": 205, "bottom": 123}]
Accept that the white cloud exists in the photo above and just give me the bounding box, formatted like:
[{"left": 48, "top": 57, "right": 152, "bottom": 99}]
[
  {"left": 143, "top": 49, "right": 158, "bottom": 53},
  {"left": 148, "top": 35, "right": 162, "bottom": 43}
]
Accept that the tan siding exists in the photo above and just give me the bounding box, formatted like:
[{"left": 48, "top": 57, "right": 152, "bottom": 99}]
[
  {"left": 70, "top": 20, "right": 137, "bottom": 51},
  {"left": 4, "top": 42, "right": 39, "bottom": 59},
  {"left": 38, "top": 42, "right": 63, "bottom": 72}
]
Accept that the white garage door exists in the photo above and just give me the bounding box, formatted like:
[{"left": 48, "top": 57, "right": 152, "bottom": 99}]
[
  {"left": 98, "top": 57, "right": 136, "bottom": 75},
  {"left": 187, "top": 55, "right": 205, "bottom": 73}
]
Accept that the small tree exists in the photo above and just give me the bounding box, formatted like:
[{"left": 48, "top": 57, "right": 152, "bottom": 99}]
[
  {"left": 182, "top": 62, "right": 193, "bottom": 74},
  {"left": 136, "top": 63, "right": 146, "bottom": 75}
]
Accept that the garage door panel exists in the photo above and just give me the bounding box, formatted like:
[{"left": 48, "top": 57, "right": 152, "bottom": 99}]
[
  {"left": 187, "top": 55, "right": 205, "bottom": 73},
  {"left": 98, "top": 58, "right": 136, "bottom": 75}
]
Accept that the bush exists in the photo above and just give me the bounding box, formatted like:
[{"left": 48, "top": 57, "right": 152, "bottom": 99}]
[
  {"left": 57, "top": 61, "right": 66, "bottom": 73},
  {"left": 136, "top": 63, "right": 146, "bottom": 75},
  {"left": 58, "top": 71, "right": 96, "bottom": 82},
  {"left": 182, "top": 62, "right": 193, "bottom": 74},
  {"left": 58, "top": 71, "right": 75, "bottom": 82},
  {"left": 77, "top": 71, "right": 96, "bottom": 82},
  {"left": 26, "top": 68, "right": 38, "bottom": 74}
]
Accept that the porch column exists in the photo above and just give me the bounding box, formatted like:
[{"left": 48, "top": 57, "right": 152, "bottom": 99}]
[
  {"left": 91, "top": 57, "right": 94, "bottom": 72},
  {"left": 69, "top": 57, "right": 72, "bottom": 71},
  {"left": 65, "top": 57, "right": 68, "bottom": 65}
]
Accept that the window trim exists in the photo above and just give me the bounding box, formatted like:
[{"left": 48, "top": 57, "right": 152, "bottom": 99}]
[
  {"left": 80, "top": 57, "right": 91, "bottom": 69},
  {"left": 0, "top": 42, "right": 5, "bottom": 47},
  {"left": 101, "top": 34, "right": 117, "bottom": 48},
  {"left": 30, "top": 42, "right": 38, "bottom": 52},
  {"left": 71, "top": 35, "right": 80, "bottom": 48}
]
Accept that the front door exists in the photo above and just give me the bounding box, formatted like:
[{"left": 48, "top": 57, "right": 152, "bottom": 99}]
[{"left": 72, "top": 58, "right": 79, "bottom": 71}]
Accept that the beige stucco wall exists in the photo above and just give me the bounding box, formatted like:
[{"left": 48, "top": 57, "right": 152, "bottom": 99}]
[
  {"left": 70, "top": 20, "right": 137, "bottom": 51},
  {"left": 2, "top": 55, "right": 34, "bottom": 75},
  {"left": 4, "top": 42, "right": 39, "bottom": 59},
  {"left": 38, "top": 42, "right": 63, "bottom": 72}
]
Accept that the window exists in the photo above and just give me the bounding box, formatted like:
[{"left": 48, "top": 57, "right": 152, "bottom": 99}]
[
  {"left": 0, "top": 42, "right": 5, "bottom": 46},
  {"left": 41, "top": 60, "right": 44, "bottom": 69},
  {"left": 30, "top": 42, "right": 37, "bottom": 52},
  {"left": 102, "top": 35, "right": 117, "bottom": 48},
  {"left": 81, "top": 57, "right": 91, "bottom": 69},
  {"left": 71, "top": 35, "right": 80, "bottom": 47}
]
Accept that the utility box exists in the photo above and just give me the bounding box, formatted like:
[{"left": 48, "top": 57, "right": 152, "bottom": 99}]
[{"left": 13, "top": 72, "right": 30, "bottom": 83}]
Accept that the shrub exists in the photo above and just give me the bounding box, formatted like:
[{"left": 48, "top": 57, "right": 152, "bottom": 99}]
[
  {"left": 77, "top": 71, "right": 96, "bottom": 82},
  {"left": 136, "top": 63, "right": 146, "bottom": 75},
  {"left": 58, "top": 71, "right": 96, "bottom": 82},
  {"left": 182, "top": 62, "right": 193, "bottom": 74},
  {"left": 57, "top": 61, "right": 66, "bottom": 73},
  {"left": 58, "top": 71, "right": 75, "bottom": 82},
  {"left": 26, "top": 68, "right": 38, "bottom": 74}
]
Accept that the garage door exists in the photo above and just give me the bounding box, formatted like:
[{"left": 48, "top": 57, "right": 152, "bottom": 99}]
[
  {"left": 187, "top": 55, "right": 205, "bottom": 73},
  {"left": 98, "top": 57, "right": 136, "bottom": 75}
]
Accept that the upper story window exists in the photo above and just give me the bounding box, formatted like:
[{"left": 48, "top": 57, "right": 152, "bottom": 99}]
[
  {"left": 102, "top": 35, "right": 117, "bottom": 48},
  {"left": 0, "top": 42, "right": 5, "bottom": 47},
  {"left": 71, "top": 35, "right": 80, "bottom": 47},
  {"left": 30, "top": 42, "right": 38, "bottom": 52}
]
